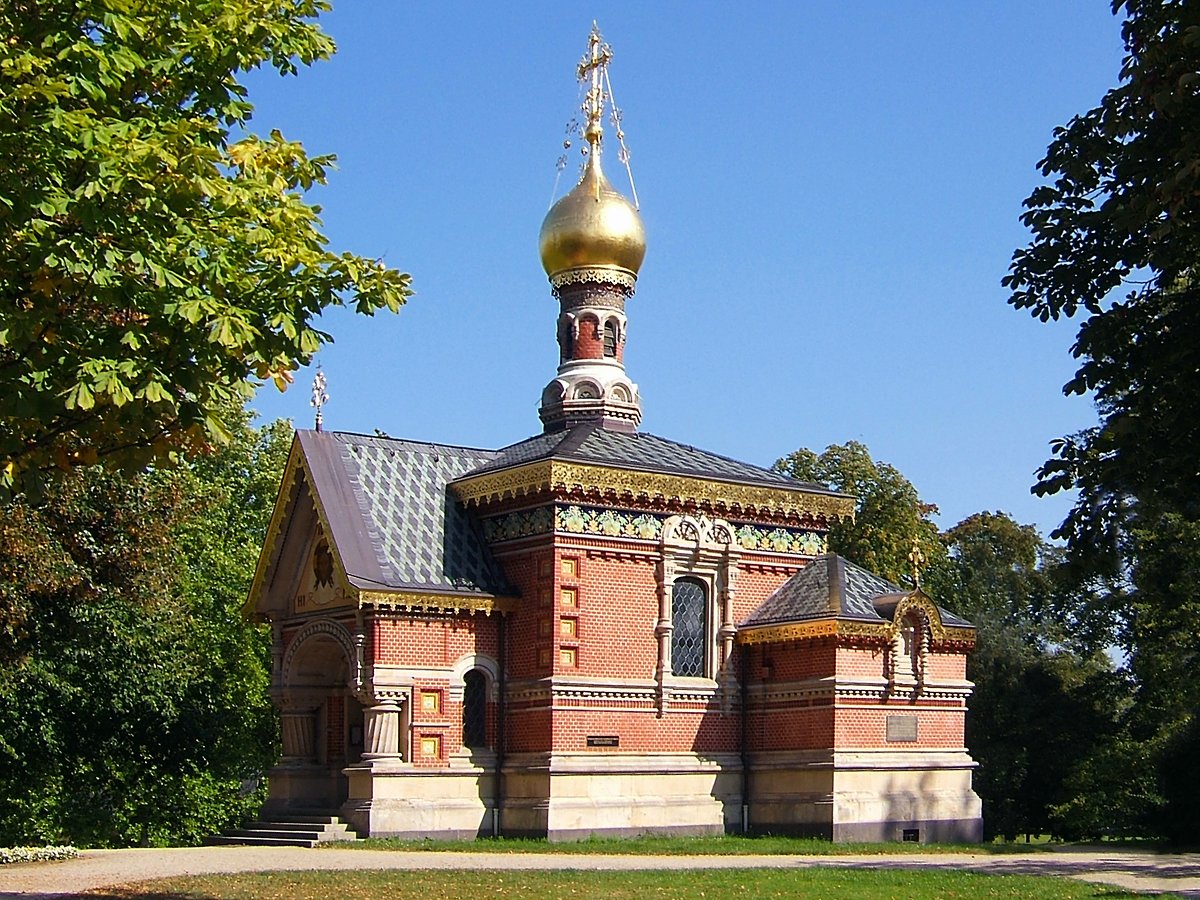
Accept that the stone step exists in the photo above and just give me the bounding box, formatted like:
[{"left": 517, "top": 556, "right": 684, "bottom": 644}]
[
  {"left": 205, "top": 814, "right": 359, "bottom": 847},
  {"left": 204, "top": 834, "right": 318, "bottom": 848},
  {"left": 244, "top": 820, "right": 351, "bottom": 833}
]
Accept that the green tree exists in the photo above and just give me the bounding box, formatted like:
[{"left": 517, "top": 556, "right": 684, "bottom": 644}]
[
  {"left": 773, "top": 441, "right": 943, "bottom": 584},
  {"left": 1004, "top": 0, "right": 1200, "bottom": 837},
  {"left": 0, "top": 0, "right": 410, "bottom": 495},
  {"left": 932, "top": 512, "right": 1124, "bottom": 842},
  {"left": 0, "top": 411, "right": 289, "bottom": 846}
]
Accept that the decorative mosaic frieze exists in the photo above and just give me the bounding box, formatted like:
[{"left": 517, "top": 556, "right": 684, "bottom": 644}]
[
  {"left": 481, "top": 506, "right": 554, "bottom": 543},
  {"left": 557, "top": 505, "right": 663, "bottom": 539},
  {"left": 482, "top": 504, "right": 829, "bottom": 555},
  {"left": 734, "top": 524, "right": 826, "bottom": 556}
]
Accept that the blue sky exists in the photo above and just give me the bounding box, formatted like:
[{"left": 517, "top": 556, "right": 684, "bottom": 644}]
[{"left": 244, "top": 2, "right": 1125, "bottom": 537}]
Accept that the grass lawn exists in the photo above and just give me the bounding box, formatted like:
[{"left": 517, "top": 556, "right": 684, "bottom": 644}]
[
  {"left": 335, "top": 833, "right": 1051, "bottom": 855},
  {"left": 74, "top": 868, "right": 1172, "bottom": 899}
]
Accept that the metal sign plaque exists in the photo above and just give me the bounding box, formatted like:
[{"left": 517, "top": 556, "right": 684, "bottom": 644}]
[
  {"left": 886, "top": 715, "right": 918, "bottom": 743},
  {"left": 586, "top": 735, "right": 620, "bottom": 748}
]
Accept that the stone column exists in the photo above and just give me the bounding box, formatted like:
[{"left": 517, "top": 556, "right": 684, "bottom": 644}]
[
  {"left": 362, "top": 699, "right": 403, "bottom": 760},
  {"left": 280, "top": 708, "right": 317, "bottom": 761}
]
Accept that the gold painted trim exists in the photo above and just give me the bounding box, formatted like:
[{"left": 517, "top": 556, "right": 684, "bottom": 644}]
[
  {"left": 244, "top": 437, "right": 303, "bottom": 618},
  {"left": 452, "top": 460, "right": 553, "bottom": 505},
  {"left": 244, "top": 433, "right": 357, "bottom": 619},
  {"left": 736, "top": 618, "right": 892, "bottom": 645},
  {"left": 452, "top": 460, "right": 855, "bottom": 521},
  {"left": 358, "top": 590, "right": 518, "bottom": 615}
]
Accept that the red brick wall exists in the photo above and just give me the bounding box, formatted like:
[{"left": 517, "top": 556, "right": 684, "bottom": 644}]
[
  {"left": 371, "top": 614, "right": 498, "bottom": 667},
  {"left": 574, "top": 315, "right": 602, "bottom": 359}
]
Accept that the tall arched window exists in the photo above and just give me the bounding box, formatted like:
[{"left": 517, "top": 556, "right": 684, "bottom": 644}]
[
  {"left": 603, "top": 320, "right": 618, "bottom": 357},
  {"left": 671, "top": 577, "right": 707, "bottom": 677},
  {"left": 462, "top": 669, "right": 488, "bottom": 748}
]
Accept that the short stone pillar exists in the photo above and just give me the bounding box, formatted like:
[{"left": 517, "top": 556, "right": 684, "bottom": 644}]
[
  {"left": 362, "top": 700, "right": 402, "bottom": 760},
  {"left": 280, "top": 709, "right": 317, "bottom": 761}
]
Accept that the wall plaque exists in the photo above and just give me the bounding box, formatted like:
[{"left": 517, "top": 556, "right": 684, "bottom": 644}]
[
  {"left": 586, "top": 735, "right": 619, "bottom": 748},
  {"left": 886, "top": 715, "right": 918, "bottom": 743}
]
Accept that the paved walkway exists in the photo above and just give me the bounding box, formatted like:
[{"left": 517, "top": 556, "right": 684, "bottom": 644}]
[{"left": 2, "top": 845, "right": 1199, "bottom": 898}]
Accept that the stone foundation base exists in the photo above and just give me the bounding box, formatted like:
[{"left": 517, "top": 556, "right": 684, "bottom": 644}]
[
  {"left": 503, "top": 752, "right": 739, "bottom": 841},
  {"left": 267, "top": 748, "right": 982, "bottom": 842},
  {"left": 340, "top": 757, "right": 497, "bottom": 839},
  {"left": 748, "top": 749, "right": 983, "bottom": 843},
  {"left": 261, "top": 761, "right": 344, "bottom": 815}
]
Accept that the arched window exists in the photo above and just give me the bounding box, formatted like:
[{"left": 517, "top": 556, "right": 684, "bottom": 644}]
[
  {"left": 462, "top": 669, "right": 488, "bottom": 748},
  {"left": 893, "top": 614, "right": 922, "bottom": 681},
  {"left": 603, "top": 320, "right": 618, "bottom": 357},
  {"left": 671, "top": 577, "right": 707, "bottom": 677}
]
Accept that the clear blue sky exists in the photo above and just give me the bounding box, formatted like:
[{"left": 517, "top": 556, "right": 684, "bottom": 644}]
[{"left": 244, "top": 2, "right": 1125, "bottom": 538}]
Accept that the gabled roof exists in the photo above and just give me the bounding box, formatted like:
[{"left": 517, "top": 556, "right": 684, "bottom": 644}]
[
  {"left": 739, "top": 553, "right": 973, "bottom": 630},
  {"left": 279, "top": 430, "right": 515, "bottom": 600},
  {"left": 464, "top": 422, "right": 840, "bottom": 495}
]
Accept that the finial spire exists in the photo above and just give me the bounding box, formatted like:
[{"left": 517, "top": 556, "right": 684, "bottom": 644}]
[
  {"left": 577, "top": 22, "right": 612, "bottom": 151},
  {"left": 908, "top": 539, "right": 927, "bottom": 590},
  {"left": 310, "top": 363, "right": 329, "bottom": 432}
]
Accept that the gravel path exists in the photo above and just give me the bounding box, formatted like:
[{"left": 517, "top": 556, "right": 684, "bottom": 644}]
[{"left": 2, "top": 845, "right": 1198, "bottom": 898}]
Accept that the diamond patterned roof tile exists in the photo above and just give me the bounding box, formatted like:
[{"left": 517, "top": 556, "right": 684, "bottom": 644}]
[
  {"left": 465, "top": 423, "right": 841, "bottom": 495},
  {"left": 299, "top": 430, "right": 513, "bottom": 597}
]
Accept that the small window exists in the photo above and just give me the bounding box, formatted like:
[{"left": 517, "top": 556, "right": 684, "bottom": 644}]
[
  {"left": 893, "top": 614, "right": 922, "bottom": 681},
  {"left": 462, "top": 670, "right": 488, "bottom": 748},
  {"left": 671, "top": 577, "right": 707, "bottom": 677},
  {"left": 559, "top": 319, "right": 574, "bottom": 362},
  {"left": 603, "top": 320, "right": 618, "bottom": 357}
]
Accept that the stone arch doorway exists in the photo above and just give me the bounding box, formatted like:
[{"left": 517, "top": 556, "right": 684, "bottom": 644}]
[{"left": 268, "top": 618, "right": 364, "bottom": 812}]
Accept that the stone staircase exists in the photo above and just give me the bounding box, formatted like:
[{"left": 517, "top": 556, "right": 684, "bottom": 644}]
[{"left": 205, "top": 812, "right": 360, "bottom": 847}]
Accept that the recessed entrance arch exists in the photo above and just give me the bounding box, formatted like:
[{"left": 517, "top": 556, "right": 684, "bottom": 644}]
[{"left": 268, "top": 618, "right": 365, "bottom": 812}]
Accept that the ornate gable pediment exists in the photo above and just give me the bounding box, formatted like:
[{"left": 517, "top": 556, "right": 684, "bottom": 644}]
[{"left": 247, "top": 435, "right": 355, "bottom": 619}]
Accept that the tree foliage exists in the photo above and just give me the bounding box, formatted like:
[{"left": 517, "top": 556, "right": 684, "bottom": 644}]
[
  {"left": 932, "top": 513, "right": 1125, "bottom": 842},
  {"left": 0, "top": 410, "right": 289, "bottom": 846},
  {"left": 1005, "top": 0, "right": 1200, "bottom": 839},
  {"left": 774, "top": 441, "right": 944, "bottom": 585},
  {"left": 0, "top": 0, "right": 411, "bottom": 495},
  {"left": 1004, "top": 0, "right": 1200, "bottom": 539}
]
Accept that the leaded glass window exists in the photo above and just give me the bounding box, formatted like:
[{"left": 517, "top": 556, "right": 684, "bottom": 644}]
[
  {"left": 671, "top": 577, "right": 707, "bottom": 677},
  {"left": 462, "top": 669, "right": 487, "bottom": 748}
]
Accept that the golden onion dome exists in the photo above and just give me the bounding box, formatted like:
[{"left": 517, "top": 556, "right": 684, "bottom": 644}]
[{"left": 539, "top": 149, "right": 646, "bottom": 278}]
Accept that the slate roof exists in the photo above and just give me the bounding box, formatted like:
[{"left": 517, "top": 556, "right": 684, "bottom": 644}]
[
  {"left": 463, "top": 422, "right": 840, "bottom": 495},
  {"left": 739, "top": 554, "right": 972, "bottom": 629},
  {"left": 298, "top": 430, "right": 514, "bottom": 598}
]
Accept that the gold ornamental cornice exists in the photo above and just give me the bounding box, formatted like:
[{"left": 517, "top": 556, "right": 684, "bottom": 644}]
[
  {"left": 736, "top": 616, "right": 976, "bottom": 648},
  {"left": 737, "top": 618, "right": 889, "bottom": 645},
  {"left": 357, "top": 589, "right": 518, "bottom": 616},
  {"left": 452, "top": 460, "right": 554, "bottom": 506},
  {"left": 451, "top": 460, "right": 855, "bottom": 522}
]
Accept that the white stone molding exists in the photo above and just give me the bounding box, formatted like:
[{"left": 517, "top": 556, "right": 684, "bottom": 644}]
[
  {"left": 449, "top": 652, "right": 500, "bottom": 702},
  {"left": 281, "top": 616, "right": 359, "bottom": 694},
  {"left": 656, "top": 515, "right": 741, "bottom": 715}
]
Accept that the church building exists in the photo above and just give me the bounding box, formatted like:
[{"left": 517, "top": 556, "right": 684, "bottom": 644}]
[{"left": 247, "top": 28, "right": 983, "bottom": 843}]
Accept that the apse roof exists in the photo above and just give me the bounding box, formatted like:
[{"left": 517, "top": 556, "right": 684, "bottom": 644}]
[
  {"left": 465, "top": 422, "right": 839, "bottom": 494},
  {"left": 297, "top": 430, "right": 513, "bottom": 598},
  {"left": 738, "top": 554, "right": 972, "bottom": 629}
]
